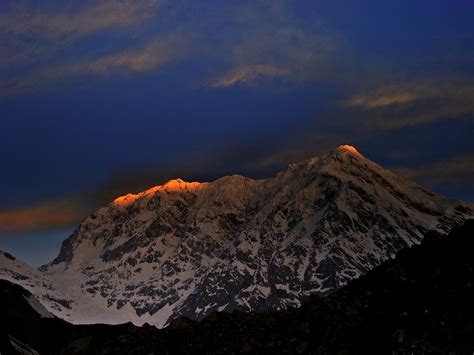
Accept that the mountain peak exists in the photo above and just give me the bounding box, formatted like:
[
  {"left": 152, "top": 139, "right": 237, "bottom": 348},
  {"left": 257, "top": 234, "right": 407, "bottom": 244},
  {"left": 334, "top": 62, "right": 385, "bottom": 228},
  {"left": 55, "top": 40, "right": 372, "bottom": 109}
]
[
  {"left": 112, "top": 179, "right": 207, "bottom": 207},
  {"left": 161, "top": 178, "right": 206, "bottom": 191},
  {"left": 335, "top": 144, "right": 361, "bottom": 156}
]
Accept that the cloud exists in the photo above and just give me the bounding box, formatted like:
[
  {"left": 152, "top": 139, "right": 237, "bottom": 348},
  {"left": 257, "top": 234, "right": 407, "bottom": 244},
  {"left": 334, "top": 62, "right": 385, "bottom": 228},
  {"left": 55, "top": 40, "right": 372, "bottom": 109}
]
[
  {"left": 212, "top": 64, "right": 289, "bottom": 88},
  {"left": 345, "top": 80, "right": 474, "bottom": 129},
  {"left": 0, "top": 35, "right": 187, "bottom": 96},
  {"left": 86, "top": 36, "right": 186, "bottom": 73},
  {"left": 210, "top": 2, "right": 336, "bottom": 87},
  {"left": 1, "top": 1, "right": 337, "bottom": 94},
  {"left": 348, "top": 92, "right": 418, "bottom": 109},
  {"left": 211, "top": 34, "right": 336, "bottom": 87},
  {"left": 0, "top": 0, "right": 161, "bottom": 40},
  {"left": 0, "top": 0, "right": 163, "bottom": 76},
  {"left": 347, "top": 82, "right": 472, "bottom": 110},
  {"left": 0, "top": 198, "right": 87, "bottom": 233},
  {"left": 394, "top": 154, "right": 474, "bottom": 187}
]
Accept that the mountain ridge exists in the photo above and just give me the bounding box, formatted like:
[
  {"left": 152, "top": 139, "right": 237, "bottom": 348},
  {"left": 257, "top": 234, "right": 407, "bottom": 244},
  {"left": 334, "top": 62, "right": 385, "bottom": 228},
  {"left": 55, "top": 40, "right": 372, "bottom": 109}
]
[{"left": 1, "top": 145, "right": 472, "bottom": 327}]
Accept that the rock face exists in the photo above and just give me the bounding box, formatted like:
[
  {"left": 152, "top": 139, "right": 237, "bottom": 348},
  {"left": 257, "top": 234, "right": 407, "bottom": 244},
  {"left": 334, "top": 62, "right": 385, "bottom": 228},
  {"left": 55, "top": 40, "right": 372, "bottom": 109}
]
[
  {"left": 148, "top": 219, "right": 474, "bottom": 354},
  {"left": 151, "top": 219, "right": 474, "bottom": 354},
  {"left": 1, "top": 145, "right": 473, "bottom": 327},
  {"left": 1, "top": 218, "right": 473, "bottom": 354}
]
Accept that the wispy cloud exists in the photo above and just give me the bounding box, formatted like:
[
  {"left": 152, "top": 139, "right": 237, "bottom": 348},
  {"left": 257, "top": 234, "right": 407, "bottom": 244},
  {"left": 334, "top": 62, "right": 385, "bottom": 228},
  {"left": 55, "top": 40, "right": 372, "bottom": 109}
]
[
  {"left": 346, "top": 80, "right": 474, "bottom": 129},
  {"left": 0, "top": 0, "right": 163, "bottom": 76},
  {"left": 210, "top": 2, "right": 336, "bottom": 87},
  {"left": 395, "top": 154, "right": 474, "bottom": 187},
  {"left": 0, "top": 0, "right": 161, "bottom": 40},
  {"left": 349, "top": 92, "right": 418, "bottom": 109},
  {"left": 347, "top": 82, "right": 473, "bottom": 110},
  {"left": 85, "top": 36, "right": 186, "bottom": 73},
  {"left": 212, "top": 64, "right": 289, "bottom": 88},
  {"left": 1, "top": 1, "right": 337, "bottom": 94},
  {"left": 1, "top": 35, "right": 187, "bottom": 96}
]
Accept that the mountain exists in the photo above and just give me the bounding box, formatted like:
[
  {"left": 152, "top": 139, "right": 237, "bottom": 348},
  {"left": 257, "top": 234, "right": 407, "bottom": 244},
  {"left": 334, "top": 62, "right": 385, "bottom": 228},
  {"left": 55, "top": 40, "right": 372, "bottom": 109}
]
[
  {"left": 1, "top": 220, "right": 473, "bottom": 354},
  {"left": 0, "top": 278, "right": 58, "bottom": 354},
  {"left": 0, "top": 251, "right": 71, "bottom": 315},
  {"left": 145, "top": 218, "right": 474, "bottom": 354},
  {"left": 0, "top": 145, "right": 472, "bottom": 327},
  {"left": 0, "top": 278, "right": 155, "bottom": 355}
]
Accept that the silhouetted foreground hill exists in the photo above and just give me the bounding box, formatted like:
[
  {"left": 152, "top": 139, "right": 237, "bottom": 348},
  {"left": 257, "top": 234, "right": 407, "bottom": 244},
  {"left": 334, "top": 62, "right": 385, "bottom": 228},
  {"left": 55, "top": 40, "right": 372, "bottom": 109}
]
[{"left": 1, "top": 220, "right": 473, "bottom": 354}]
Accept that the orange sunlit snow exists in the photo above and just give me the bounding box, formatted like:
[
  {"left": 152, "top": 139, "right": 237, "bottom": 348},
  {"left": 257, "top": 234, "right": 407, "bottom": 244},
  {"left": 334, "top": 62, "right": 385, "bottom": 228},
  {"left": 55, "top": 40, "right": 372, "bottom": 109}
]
[
  {"left": 337, "top": 145, "right": 361, "bottom": 155},
  {"left": 113, "top": 179, "right": 207, "bottom": 207}
]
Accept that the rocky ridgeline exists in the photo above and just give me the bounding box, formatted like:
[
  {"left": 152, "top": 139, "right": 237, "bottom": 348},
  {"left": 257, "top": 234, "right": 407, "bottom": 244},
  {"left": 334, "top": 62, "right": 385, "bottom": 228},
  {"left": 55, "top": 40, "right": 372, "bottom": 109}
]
[{"left": 0, "top": 145, "right": 472, "bottom": 327}]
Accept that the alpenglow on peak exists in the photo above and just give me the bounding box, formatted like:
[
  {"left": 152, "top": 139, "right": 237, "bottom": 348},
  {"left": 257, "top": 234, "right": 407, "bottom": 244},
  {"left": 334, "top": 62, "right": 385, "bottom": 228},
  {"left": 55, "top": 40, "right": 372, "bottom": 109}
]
[
  {"left": 335, "top": 144, "right": 361, "bottom": 155},
  {"left": 113, "top": 179, "right": 207, "bottom": 207}
]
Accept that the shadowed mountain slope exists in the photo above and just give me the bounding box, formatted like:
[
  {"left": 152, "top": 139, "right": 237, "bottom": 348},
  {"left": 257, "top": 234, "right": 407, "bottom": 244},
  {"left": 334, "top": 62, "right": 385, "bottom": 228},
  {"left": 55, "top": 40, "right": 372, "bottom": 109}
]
[{"left": 1, "top": 220, "right": 473, "bottom": 354}]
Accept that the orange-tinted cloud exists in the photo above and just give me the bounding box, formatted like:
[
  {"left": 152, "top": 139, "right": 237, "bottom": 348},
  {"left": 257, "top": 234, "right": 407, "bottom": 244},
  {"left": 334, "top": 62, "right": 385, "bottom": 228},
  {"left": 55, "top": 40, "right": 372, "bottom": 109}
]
[
  {"left": 0, "top": 198, "right": 87, "bottom": 233},
  {"left": 210, "top": 2, "right": 336, "bottom": 87},
  {"left": 345, "top": 80, "right": 474, "bottom": 129},
  {"left": 0, "top": 0, "right": 163, "bottom": 76},
  {"left": 0, "top": 35, "right": 187, "bottom": 96},
  {"left": 212, "top": 64, "right": 290, "bottom": 88},
  {"left": 349, "top": 92, "right": 418, "bottom": 109},
  {"left": 0, "top": 0, "right": 161, "bottom": 40},
  {"left": 85, "top": 36, "right": 187, "bottom": 74}
]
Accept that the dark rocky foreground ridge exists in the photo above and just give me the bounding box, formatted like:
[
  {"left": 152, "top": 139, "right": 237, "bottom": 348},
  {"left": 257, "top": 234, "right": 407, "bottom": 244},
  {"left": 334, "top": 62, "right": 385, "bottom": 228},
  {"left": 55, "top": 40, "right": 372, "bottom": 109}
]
[{"left": 1, "top": 220, "right": 473, "bottom": 354}]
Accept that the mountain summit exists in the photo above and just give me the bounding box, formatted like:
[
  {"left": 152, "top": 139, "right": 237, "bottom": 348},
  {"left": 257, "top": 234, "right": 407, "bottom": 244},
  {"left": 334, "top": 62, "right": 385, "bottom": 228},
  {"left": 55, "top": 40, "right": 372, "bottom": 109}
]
[
  {"left": 1, "top": 147, "right": 472, "bottom": 327},
  {"left": 335, "top": 144, "right": 361, "bottom": 155}
]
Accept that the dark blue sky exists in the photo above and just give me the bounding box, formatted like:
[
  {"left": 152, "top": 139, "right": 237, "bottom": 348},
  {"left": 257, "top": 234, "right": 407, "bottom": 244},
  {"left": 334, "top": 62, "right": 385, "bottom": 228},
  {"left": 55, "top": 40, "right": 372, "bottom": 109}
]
[{"left": 1, "top": 0, "right": 473, "bottom": 266}]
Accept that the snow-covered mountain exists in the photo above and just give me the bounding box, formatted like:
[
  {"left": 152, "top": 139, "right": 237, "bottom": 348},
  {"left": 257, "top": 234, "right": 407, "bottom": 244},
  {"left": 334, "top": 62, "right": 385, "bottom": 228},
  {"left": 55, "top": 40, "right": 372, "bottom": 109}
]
[{"left": 1, "top": 145, "right": 472, "bottom": 327}]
